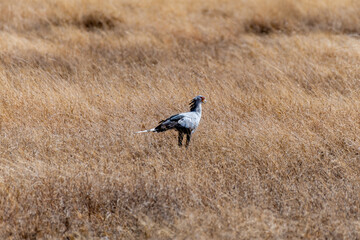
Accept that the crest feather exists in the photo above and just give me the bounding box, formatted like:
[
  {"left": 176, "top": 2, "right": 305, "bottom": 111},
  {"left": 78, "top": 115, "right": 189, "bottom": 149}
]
[{"left": 189, "top": 99, "right": 197, "bottom": 111}]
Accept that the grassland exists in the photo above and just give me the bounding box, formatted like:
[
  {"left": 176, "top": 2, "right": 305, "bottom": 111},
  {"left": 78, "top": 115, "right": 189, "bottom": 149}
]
[{"left": 1, "top": 0, "right": 360, "bottom": 239}]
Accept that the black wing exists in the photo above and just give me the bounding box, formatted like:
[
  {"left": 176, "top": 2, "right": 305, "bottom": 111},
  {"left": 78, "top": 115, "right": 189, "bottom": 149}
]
[{"left": 155, "top": 114, "right": 184, "bottom": 132}]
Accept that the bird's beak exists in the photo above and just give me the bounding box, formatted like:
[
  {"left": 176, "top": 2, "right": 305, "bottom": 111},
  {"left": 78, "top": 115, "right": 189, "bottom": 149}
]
[{"left": 203, "top": 99, "right": 207, "bottom": 103}]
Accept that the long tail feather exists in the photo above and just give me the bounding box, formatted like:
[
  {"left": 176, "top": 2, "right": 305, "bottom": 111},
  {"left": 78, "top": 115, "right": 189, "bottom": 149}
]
[{"left": 136, "top": 128, "right": 156, "bottom": 133}]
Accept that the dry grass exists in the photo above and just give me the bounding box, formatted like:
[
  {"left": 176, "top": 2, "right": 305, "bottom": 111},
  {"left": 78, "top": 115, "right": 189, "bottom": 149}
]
[{"left": 1, "top": 0, "right": 360, "bottom": 239}]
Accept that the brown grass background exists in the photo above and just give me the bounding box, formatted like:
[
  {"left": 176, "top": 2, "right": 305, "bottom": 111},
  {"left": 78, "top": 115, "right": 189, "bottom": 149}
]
[{"left": 1, "top": 0, "right": 360, "bottom": 239}]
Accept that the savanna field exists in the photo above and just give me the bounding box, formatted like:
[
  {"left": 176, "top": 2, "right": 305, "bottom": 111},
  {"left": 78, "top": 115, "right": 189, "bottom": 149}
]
[{"left": 1, "top": 0, "right": 360, "bottom": 239}]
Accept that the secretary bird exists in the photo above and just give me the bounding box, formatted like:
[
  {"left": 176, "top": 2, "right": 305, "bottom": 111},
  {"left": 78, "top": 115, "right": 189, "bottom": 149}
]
[{"left": 136, "top": 95, "right": 206, "bottom": 147}]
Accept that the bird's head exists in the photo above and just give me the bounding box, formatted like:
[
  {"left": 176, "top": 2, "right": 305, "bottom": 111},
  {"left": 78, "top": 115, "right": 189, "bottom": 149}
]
[
  {"left": 195, "top": 95, "right": 206, "bottom": 103},
  {"left": 191, "top": 95, "right": 206, "bottom": 104},
  {"left": 189, "top": 95, "right": 206, "bottom": 111}
]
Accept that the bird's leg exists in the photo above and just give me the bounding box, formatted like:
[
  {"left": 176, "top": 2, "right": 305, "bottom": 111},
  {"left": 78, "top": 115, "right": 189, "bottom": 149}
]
[
  {"left": 185, "top": 134, "right": 191, "bottom": 148},
  {"left": 178, "top": 132, "right": 184, "bottom": 147}
]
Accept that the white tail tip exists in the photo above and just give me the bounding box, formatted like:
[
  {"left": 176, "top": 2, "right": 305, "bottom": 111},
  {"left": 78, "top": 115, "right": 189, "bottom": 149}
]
[
  {"left": 136, "top": 128, "right": 155, "bottom": 133},
  {"left": 136, "top": 130, "right": 147, "bottom": 133}
]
